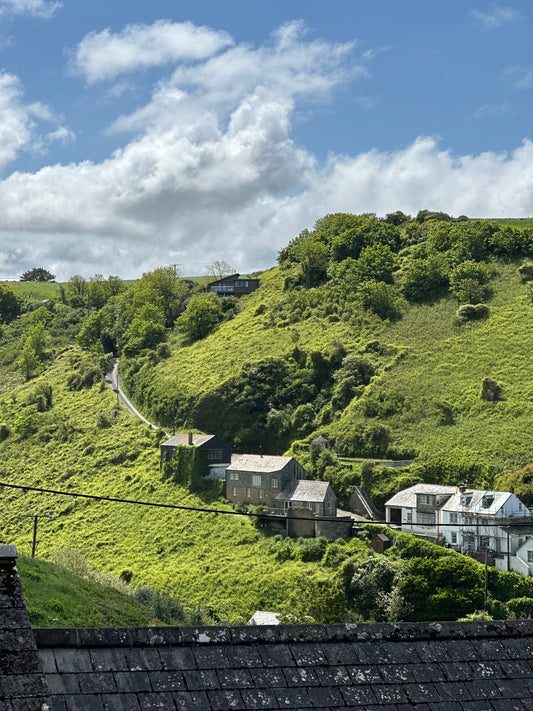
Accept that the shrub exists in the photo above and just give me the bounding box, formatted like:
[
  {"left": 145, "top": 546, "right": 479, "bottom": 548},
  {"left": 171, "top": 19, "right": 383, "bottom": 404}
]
[
  {"left": 481, "top": 377, "right": 504, "bottom": 402},
  {"left": 507, "top": 597, "right": 533, "bottom": 619},
  {"left": 456, "top": 303, "right": 489, "bottom": 321},
  {"left": 0, "top": 423, "right": 9, "bottom": 442}
]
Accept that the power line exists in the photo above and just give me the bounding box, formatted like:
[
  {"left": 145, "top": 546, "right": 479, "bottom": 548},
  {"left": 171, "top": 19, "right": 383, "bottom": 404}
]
[
  {"left": 2, "top": 480, "right": 533, "bottom": 529},
  {"left": 0, "top": 481, "right": 340, "bottom": 523}
]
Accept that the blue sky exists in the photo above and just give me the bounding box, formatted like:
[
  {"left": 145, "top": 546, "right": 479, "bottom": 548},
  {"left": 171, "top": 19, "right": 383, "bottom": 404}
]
[{"left": 0, "top": 0, "right": 532, "bottom": 279}]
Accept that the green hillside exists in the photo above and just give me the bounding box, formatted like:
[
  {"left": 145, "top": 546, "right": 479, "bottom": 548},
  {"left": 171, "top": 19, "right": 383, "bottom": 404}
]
[
  {"left": 2, "top": 212, "right": 533, "bottom": 624},
  {"left": 18, "top": 555, "right": 156, "bottom": 627}
]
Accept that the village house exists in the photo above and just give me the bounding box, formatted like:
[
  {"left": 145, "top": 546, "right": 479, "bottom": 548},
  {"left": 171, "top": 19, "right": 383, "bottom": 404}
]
[
  {"left": 385, "top": 483, "right": 533, "bottom": 574},
  {"left": 160, "top": 432, "right": 232, "bottom": 477},
  {"left": 225, "top": 454, "right": 306, "bottom": 507},
  {"left": 275, "top": 479, "right": 337, "bottom": 517},
  {"left": 205, "top": 273, "right": 260, "bottom": 297}
]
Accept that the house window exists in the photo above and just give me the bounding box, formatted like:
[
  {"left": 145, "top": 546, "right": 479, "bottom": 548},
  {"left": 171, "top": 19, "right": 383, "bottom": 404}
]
[
  {"left": 419, "top": 495, "right": 434, "bottom": 506},
  {"left": 235, "top": 280, "right": 248, "bottom": 287},
  {"left": 229, "top": 472, "right": 239, "bottom": 481},
  {"left": 259, "top": 489, "right": 264, "bottom": 499},
  {"left": 519, "top": 503, "right": 523, "bottom": 511},
  {"left": 528, "top": 550, "right": 533, "bottom": 563},
  {"left": 247, "top": 488, "right": 251, "bottom": 498},
  {"left": 213, "top": 284, "right": 234, "bottom": 293},
  {"left": 417, "top": 512, "right": 435, "bottom": 525},
  {"left": 481, "top": 518, "right": 488, "bottom": 526},
  {"left": 450, "top": 513, "right": 458, "bottom": 524},
  {"left": 252, "top": 474, "right": 261, "bottom": 487},
  {"left": 272, "top": 478, "right": 279, "bottom": 489},
  {"left": 479, "top": 536, "right": 490, "bottom": 550},
  {"left": 232, "top": 487, "right": 236, "bottom": 497},
  {"left": 207, "top": 449, "right": 223, "bottom": 460},
  {"left": 406, "top": 512, "right": 412, "bottom": 523},
  {"left": 451, "top": 533, "right": 457, "bottom": 544}
]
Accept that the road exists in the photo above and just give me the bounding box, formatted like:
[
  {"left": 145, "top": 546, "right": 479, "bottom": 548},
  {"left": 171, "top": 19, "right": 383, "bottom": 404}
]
[{"left": 105, "top": 359, "right": 161, "bottom": 431}]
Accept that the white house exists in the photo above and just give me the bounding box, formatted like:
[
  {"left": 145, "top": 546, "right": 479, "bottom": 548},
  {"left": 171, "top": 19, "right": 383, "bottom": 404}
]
[{"left": 385, "top": 483, "right": 533, "bottom": 573}]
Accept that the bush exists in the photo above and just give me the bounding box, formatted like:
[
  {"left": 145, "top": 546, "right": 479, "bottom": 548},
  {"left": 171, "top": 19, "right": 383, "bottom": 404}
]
[
  {"left": 507, "top": 597, "right": 533, "bottom": 619},
  {"left": 456, "top": 303, "right": 489, "bottom": 321},
  {"left": 0, "top": 423, "right": 9, "bottom": 442},
  {"left": 481, "top": 377, "right": 504, "bottom": 402}
]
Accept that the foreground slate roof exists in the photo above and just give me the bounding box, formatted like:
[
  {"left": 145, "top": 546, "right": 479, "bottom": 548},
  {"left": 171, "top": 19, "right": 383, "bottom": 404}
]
[{"left": 4, "top": 544, "right": 533, "bottom": 710}]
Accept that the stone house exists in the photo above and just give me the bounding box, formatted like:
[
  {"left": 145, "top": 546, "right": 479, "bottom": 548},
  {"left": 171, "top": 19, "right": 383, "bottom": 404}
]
[
  {"left": 225, "top": 454, "right": 306, "bottom": 507},
  {"left": 275, "top": 480, "right": 337, "bottom": 517}
]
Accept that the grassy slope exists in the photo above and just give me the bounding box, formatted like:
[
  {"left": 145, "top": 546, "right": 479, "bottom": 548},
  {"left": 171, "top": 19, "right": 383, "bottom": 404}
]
[
  {"left": 0, "top": 350, "right": 333, "bottom": 622},
  {"left": 343, "top": 262, "right": 533, "bottom": 471},
  {"left": 149, "top": 260, "right": 533, "bottom": 473},
  {"left": 18, "top": 555, "right": 155, "bottom": 627}
]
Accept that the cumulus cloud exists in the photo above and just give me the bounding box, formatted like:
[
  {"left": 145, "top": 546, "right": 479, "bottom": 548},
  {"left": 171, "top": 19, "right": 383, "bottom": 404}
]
[
  {"left": 470, "top": 4, "right": 519, "bottom": 29},
  {"left": 0, "top": 71, "right": 72, "bottom": 170},
  {"left": 70, "top": 20, "right": 234, "bottom": 84},
  {"left": 1, "top": 21, "right": 533, "bottom": 280},
  {"left": 0, "top": 0, "right": 61, "bottom": 19}
]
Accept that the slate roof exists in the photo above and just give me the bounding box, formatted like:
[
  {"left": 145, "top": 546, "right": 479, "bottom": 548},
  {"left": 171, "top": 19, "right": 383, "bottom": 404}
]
[
  {"left": 226, "top": 454, "right": 294, "bottom": 473},
  {"left": 275, "top": 480, "right": 332, "bottom": 503},
  {"left": 34, "top": 620, "right": 533, "bottom": 710},
  {"left": 440, "top": 489, "right": 514, "bottom": 515},
  {"left": 385, "top": 483, "right": 458, "bottom": 508},
  {"left": 6, "top": 543, "right": 533, "bottom": 710}
]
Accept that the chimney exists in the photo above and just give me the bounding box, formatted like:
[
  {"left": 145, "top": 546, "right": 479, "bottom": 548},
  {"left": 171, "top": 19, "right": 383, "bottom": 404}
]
[
  {"left": 510, "top": 485, "right": 515, "bottom": 494},
  {"left": 188, "top": 432, "right": 193, "bottom": 446}
]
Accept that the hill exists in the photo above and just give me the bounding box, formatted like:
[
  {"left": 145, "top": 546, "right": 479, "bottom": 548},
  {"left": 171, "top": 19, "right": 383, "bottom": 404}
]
[{"left": 2, "top": 212, "right": 533, "bottom": 624}]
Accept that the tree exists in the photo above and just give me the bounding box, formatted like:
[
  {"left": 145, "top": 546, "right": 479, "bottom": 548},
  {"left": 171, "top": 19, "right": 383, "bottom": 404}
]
[
  {"left": 292, "top": 240, "right": 329, "bottom": 287},
  {"left": 205, "top": 260, "right": 235, "bottom": 280},
  {"left": 176, "top": 295, "right": 223, "bottom": 341},
  {"left": 20, "top": 267, "right": 55, "bottom": 282},
  {"left": 0, "top": 284, "right": 20, "bottom": 324},
  {"left": 66, "top": 275, "right": 88, "bottom": 308},
  {"left": 133, "top": 266, "right": 190, "bottom": 328}
]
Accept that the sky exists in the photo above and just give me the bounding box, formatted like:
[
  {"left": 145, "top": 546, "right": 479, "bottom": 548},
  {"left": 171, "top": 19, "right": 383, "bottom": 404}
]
[{"left": 0, "top": 1, "right": 532, "bottom": 280}]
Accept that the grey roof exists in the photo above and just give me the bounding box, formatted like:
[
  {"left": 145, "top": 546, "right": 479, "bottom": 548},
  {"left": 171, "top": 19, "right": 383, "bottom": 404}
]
[
  {"left": 385, "top": 483, "right": 458, "bottom": 508},
  {"left": 226, "top": 454, "right": 294, "bottom": 473},
  {"left": 440, "top": 489, "right": 513, "bottom": 515},
  {"left": 275, "top": 479, "right": 332, "bottom": 503},
  {"left": 6, "top": 544, "right": 533, "bottom": 709},
  {"left": 34, "top": 619, "right": 533, "bottom": 710},
  {"left": 161, "top": 433, "right": 216, "bottom": 448}
]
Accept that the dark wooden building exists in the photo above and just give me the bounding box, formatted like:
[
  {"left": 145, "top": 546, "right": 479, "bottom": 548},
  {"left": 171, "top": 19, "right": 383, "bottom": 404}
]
[
  {"left": 160, "top": 433, "right": 231, "bottom": 466},
  {"left": 206, "top": 273, "right": 260, "bottom": 297}
]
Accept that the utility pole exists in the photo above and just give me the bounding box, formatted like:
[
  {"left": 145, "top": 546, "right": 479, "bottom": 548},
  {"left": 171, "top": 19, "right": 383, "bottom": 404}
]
[{"left": 20, "top": 512, "right": 53, "bottom": 558}]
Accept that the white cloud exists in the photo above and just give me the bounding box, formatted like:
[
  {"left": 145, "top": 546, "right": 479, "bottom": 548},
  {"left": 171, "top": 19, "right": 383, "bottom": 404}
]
[
  {"left": 70, "top": 20, "right": 234, "bottom": 84},
  {"left": 1, "top": 22, "right": 533, "bottom": 280},
  {"left": 0, "top": 71, "right": 73, "bottom": 169},
  {"left": 471, "top": 102, "right": 511, "bottom": 119},
  {"left": 503, "top": 66, "right": 533, "bottom": 89},
  {"left": 0, "top": 72, "right": 38, "bottom": 169},
  {"left": 470, "top": 4, "right": 519, "bottom": 29},
  {"left": 0, "top": 0, "right": 61, "bottom": 19}
]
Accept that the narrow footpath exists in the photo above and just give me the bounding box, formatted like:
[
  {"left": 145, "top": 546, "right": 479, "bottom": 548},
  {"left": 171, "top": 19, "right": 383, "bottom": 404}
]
[{"left": 105, "top": 359, "right": 161, "bottom": 431}]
